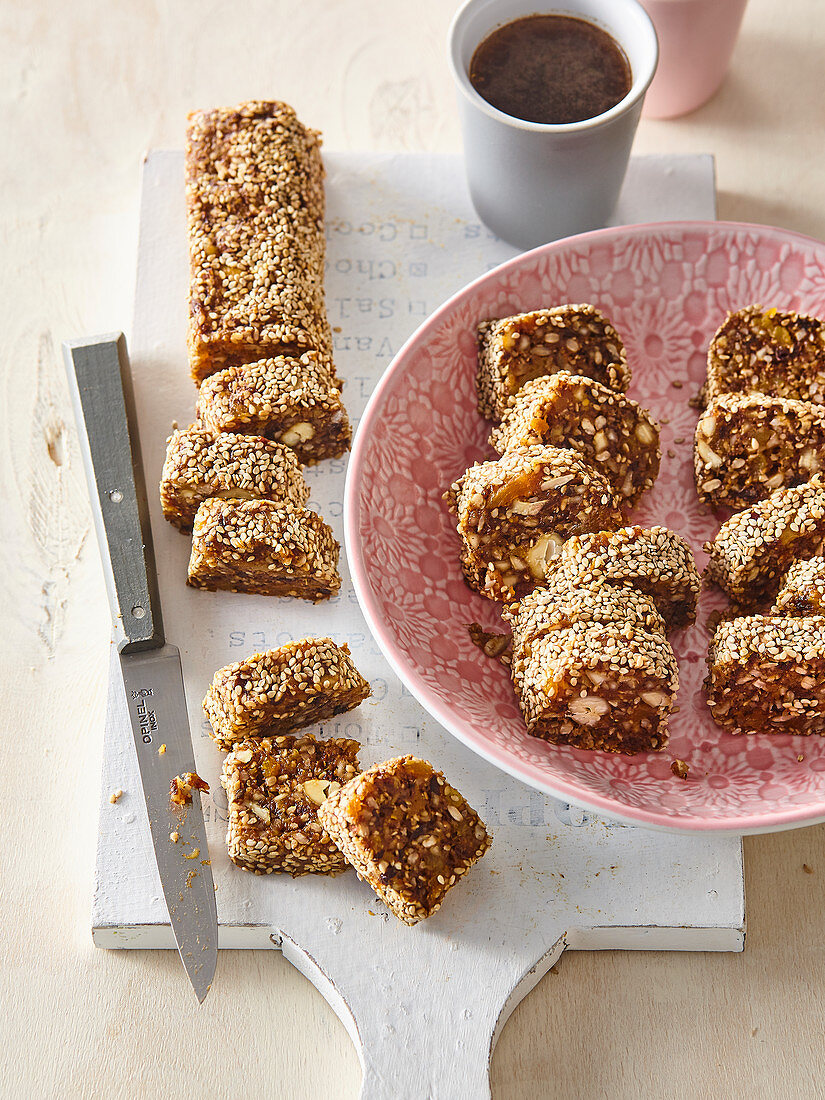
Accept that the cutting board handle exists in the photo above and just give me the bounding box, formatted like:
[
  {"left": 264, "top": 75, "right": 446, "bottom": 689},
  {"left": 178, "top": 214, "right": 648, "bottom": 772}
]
[
  {"left": 278, "top": 927, "right": 568, "bottom": 1100},
  {"left": 64, "top": 333, "right": 164, "bottom": 653}
]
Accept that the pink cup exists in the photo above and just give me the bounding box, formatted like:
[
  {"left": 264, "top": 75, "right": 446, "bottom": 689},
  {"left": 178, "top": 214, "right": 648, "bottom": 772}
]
[{"left": 640, "top": 0, "right": 749, "bottom": 118}]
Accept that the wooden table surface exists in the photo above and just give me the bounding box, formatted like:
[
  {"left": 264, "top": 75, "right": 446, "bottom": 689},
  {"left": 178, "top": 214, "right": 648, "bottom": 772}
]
[{"left": 4, "top": 1, "right": 825, "bottom": 1096}]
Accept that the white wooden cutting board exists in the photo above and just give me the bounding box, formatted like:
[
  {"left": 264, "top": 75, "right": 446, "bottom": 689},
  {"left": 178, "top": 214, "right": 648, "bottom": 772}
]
[{"left": 94, "top": 151, "right": 744, "bottom": 1100}]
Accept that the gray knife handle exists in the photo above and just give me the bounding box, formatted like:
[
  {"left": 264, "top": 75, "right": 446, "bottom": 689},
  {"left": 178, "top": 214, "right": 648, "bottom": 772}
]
[{"left": 63, "top": 333, "right": 164, "bottom": 653}]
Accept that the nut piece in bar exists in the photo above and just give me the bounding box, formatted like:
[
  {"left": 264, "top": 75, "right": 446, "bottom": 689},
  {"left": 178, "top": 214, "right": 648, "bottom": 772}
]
[
  {"left": 187, "top": 498, "right": 341, "bottom": 601},
  {"left": 445, "top": 445, "right": 622, "bottom": 601},
  {"left": 558, "top": 525, "right": 701, "bottom": 629},
  {"left": 318, "top": 755, "right": 491, "bottom": 925},
  {"left": 489, "top": 372, "right": 660, "bottom": 506},
  {"left": 504, "top": 579, "right": 667, "bottom": 660},
  {"left": 221, "top": 735, "right": 361, "bottom": 875},
  {"left": 203, "top": 638, "right": 371, "bottom": 752},
  {"left": 773, "top": 557, "right": 825, "bottom": 616},
  {"left": 694, "top": 393, "right": 825, "bottom": 510},
  {"left": 707, "top": 616, "right": 825, "bottom": 735},
  {"left": 160, "top": 427, "right": 309, "bottom": 532},
  {"left": 704, "top": 477, "right": 825, "bottom": 608},
  {"left": 186, "top": 101, "right": 332, "bottom": 383},
  {"left": 476, "top": 304, "right": 630, "bottom": 421},
  {"left": 705, "top": 305, "right": 825, "bottom": 406},
  {"left": 512, "top": 622, "right": 678, "bottom": 755},
  {"left": 195, "top": 352, "right": 351, "bottom": 464}
]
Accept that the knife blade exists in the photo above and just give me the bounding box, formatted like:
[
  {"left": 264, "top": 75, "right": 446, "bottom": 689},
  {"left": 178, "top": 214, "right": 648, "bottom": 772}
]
[{"left": 64, "top": 332, "right": 218, "bottom": 1002}]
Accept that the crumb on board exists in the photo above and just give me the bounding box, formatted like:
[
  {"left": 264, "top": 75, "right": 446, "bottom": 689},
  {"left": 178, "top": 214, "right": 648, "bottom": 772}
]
[
  {"left": 671, "top": 759, "right": 690, "bottom": 780},
  {"left": 158, "top": 744, "right": 167, "bottom": 755},
  {"left": 170, "top": 831, "right": 180, "bottom": 843},
  {"left": 803, "top": 863, "right": 814, "bottom": 874},
  {"left": 109, "top": 789, "right": 123, "bottom": 804},
  {"left": 186, "top": 870, "right": 198, "bottom": 888},
  {"left": 798, "top": 754, "right": 806, "bottom": 762},
  {"left": 671, "top": 380, "right": 683, "bottom": 389},
  {"left": 183, "top": 848, "right": 201, "bottom": 860},
  {"left": 170, "top": 772, "right": 209, "bottom": 805}
]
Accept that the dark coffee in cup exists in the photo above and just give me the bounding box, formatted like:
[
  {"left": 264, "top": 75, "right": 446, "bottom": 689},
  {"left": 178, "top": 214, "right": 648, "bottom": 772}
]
[{"left": 469, "top": 14, "right": 632, "bottom": 125}]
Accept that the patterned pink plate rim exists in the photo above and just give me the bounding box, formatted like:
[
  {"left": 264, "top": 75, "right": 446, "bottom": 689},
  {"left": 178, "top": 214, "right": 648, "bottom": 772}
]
[{"left": 344, "top": 221, "right": 825, "bottom": 834}]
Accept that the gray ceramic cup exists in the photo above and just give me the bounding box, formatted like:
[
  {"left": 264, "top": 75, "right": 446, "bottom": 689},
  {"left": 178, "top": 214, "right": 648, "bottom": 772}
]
[{"left": 448, "top": 0, "right": 659, "bottom": 251}]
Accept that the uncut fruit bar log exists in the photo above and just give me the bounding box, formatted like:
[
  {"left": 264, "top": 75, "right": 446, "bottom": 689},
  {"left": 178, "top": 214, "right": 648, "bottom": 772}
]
[
  {"left": 221, "top": 735, "right": 361, "bottom": 875},
  {"left": 476, "top": 304, "right": 630, "bottom": 421},
  {"left": 160, "top": 427, "right": 308, "bottom": 532},
  {"left": 203, "top": 638, "right": 371, "bottom": 751},
  {"left": 186, "top": 101, "right": 332, "bottom": 383},
  {"left": 489, "top": 372, "right": 660, "bottom": 506},
  {"left": 318, "top": 755, "right": 490, "bottom": 925},
  {"left": 504, "top": 581, "right": 667, "bottom": 658},
  {"left": 511, "top": 622, "right": 678, "bottom": 755},
  {"left": 446, "top": 445, "right": 622, "bottom": 600},
  {"left": 773, "top": 557, "right": 825, "bottom": 616},
  {"left": 195, "top": 351, "right": 351, "bottom": 464},
  {"left": 558, "top": 525, "right": 700, "bottom": 628},
  {"left": 704, "top": 477, "right": 825, "bottom": 608},
  {"left": 706, "top": 616, "right": 825, "bottom": 735},
  {"left": 187, "top": 498, "right": 341, "bottom": 600},
  {"left": 694, "top": 393, "right": 825, "bottom": 510},
  {"left": 705, "top": 305, "right": 825, "bottom": 405}
]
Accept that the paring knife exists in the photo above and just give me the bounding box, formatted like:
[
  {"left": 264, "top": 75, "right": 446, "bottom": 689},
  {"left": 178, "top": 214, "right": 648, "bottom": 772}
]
[{"left": 64, "top": 333, "right": 218, "bottom": 1002}]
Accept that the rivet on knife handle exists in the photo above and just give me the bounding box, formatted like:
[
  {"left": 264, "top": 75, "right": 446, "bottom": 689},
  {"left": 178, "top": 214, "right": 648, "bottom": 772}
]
[{"left": 63, "top": 333, "right": 164, "bottom": 653}]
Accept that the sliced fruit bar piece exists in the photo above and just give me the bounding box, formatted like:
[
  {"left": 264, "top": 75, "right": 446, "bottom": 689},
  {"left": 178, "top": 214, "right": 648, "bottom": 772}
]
[
  {"left": 476, "top": 304, "right": 630, "bottom": 421},
  {"left": 704, "top": 477, "right": 825, "bottom": 608},
  {"left": 221, "top": 734, "right": 360, "bottom": 875},
  {"left": 694, "top": 392, "right": 825, "bottom": 510},
  {"left": 203, "top": 638, "right": 371, "bottom": 751},
  {"left": 559, "top": 525, "right": 700, "bottom": 628},
  {"left": 187, "top": 498, "right": 341, "bottom": 601},
  {"left": 705, "top": 305, "right": 825, "bottom": 405},
  {"left": 490, "top": 372, "right": 660, "bottom": 506},
  {"left": 707, "top": 616, "right": 825, "bottom": 735},
  {"left": 446, "top": 445, "right": 622, "bottom": 601},
  {"left": 160, "top": 426, "right": 308, "bottom": 532},
  {"left": 512, "top": 622, "right": 678, "bottom": 755},
  {"left": 318, "top": 755, "right": 490, "bottom": 925},
  {"left": 195, "top": 351, "right": 350, "bottom": 464}
]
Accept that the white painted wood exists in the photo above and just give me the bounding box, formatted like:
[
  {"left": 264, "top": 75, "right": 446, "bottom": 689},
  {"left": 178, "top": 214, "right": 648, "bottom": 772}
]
[{"left": 94, "top": 150, "right": 744, "bottom": 1100}]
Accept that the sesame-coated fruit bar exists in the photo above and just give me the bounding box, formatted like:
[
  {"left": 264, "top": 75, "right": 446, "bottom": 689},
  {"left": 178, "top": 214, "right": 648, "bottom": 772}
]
[
  {"left": 203, "top": 638, "right": 371, "bottom": 751},
  {"left": 504, "top": 580, "right": 667, "bottom": 660},
  {"left": 706, "top": 616, "right": 825, "bottom": 735},
  {"left": 476, "top": 304, "right": 630, "bottom": 421},
  {"left": 773, "top": 557, "right": 825, "bottom": 616},
  {"left": 446, "top": 446, "right": 622, "bottom": 601},
  {"left": 187, "top": 101, "right": 333, "bottom": 384},
  {"left": 559, "top": 525, "right": 700, "bottom": 628},
  {"left": 704, "top": 305, "right": 825, "bottom": 406},
  {"left": 187, "top": 498, "right": 341, "bottom": 600},
  {"left": 221, "top": 735, "right": 361, "bottom": 875},
  {"left": 694, "top": 393, "right": 825, "bottom": 510},
  {"left": 489, "top": 372, "right": 660, "bottom": 506},
  {"left": 195, "top": 352, "right": 351, "bottom": 464},
  {"left": 159, "top": 427, "right": 309, "bottom": 533},
  {"left": 511, "top": 622, "right": 678, "bottom": 755},
  {"left": 704, "top": 477, "right": 825, "bottom": 608},
  {"left": 317, "top": 755, "right": 490, "bottom": 925}
]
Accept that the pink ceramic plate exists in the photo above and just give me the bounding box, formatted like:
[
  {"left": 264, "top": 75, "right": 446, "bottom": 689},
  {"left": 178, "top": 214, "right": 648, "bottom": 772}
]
[{"left": 344, "top": 221, "right": 825, "bottom": 833}]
